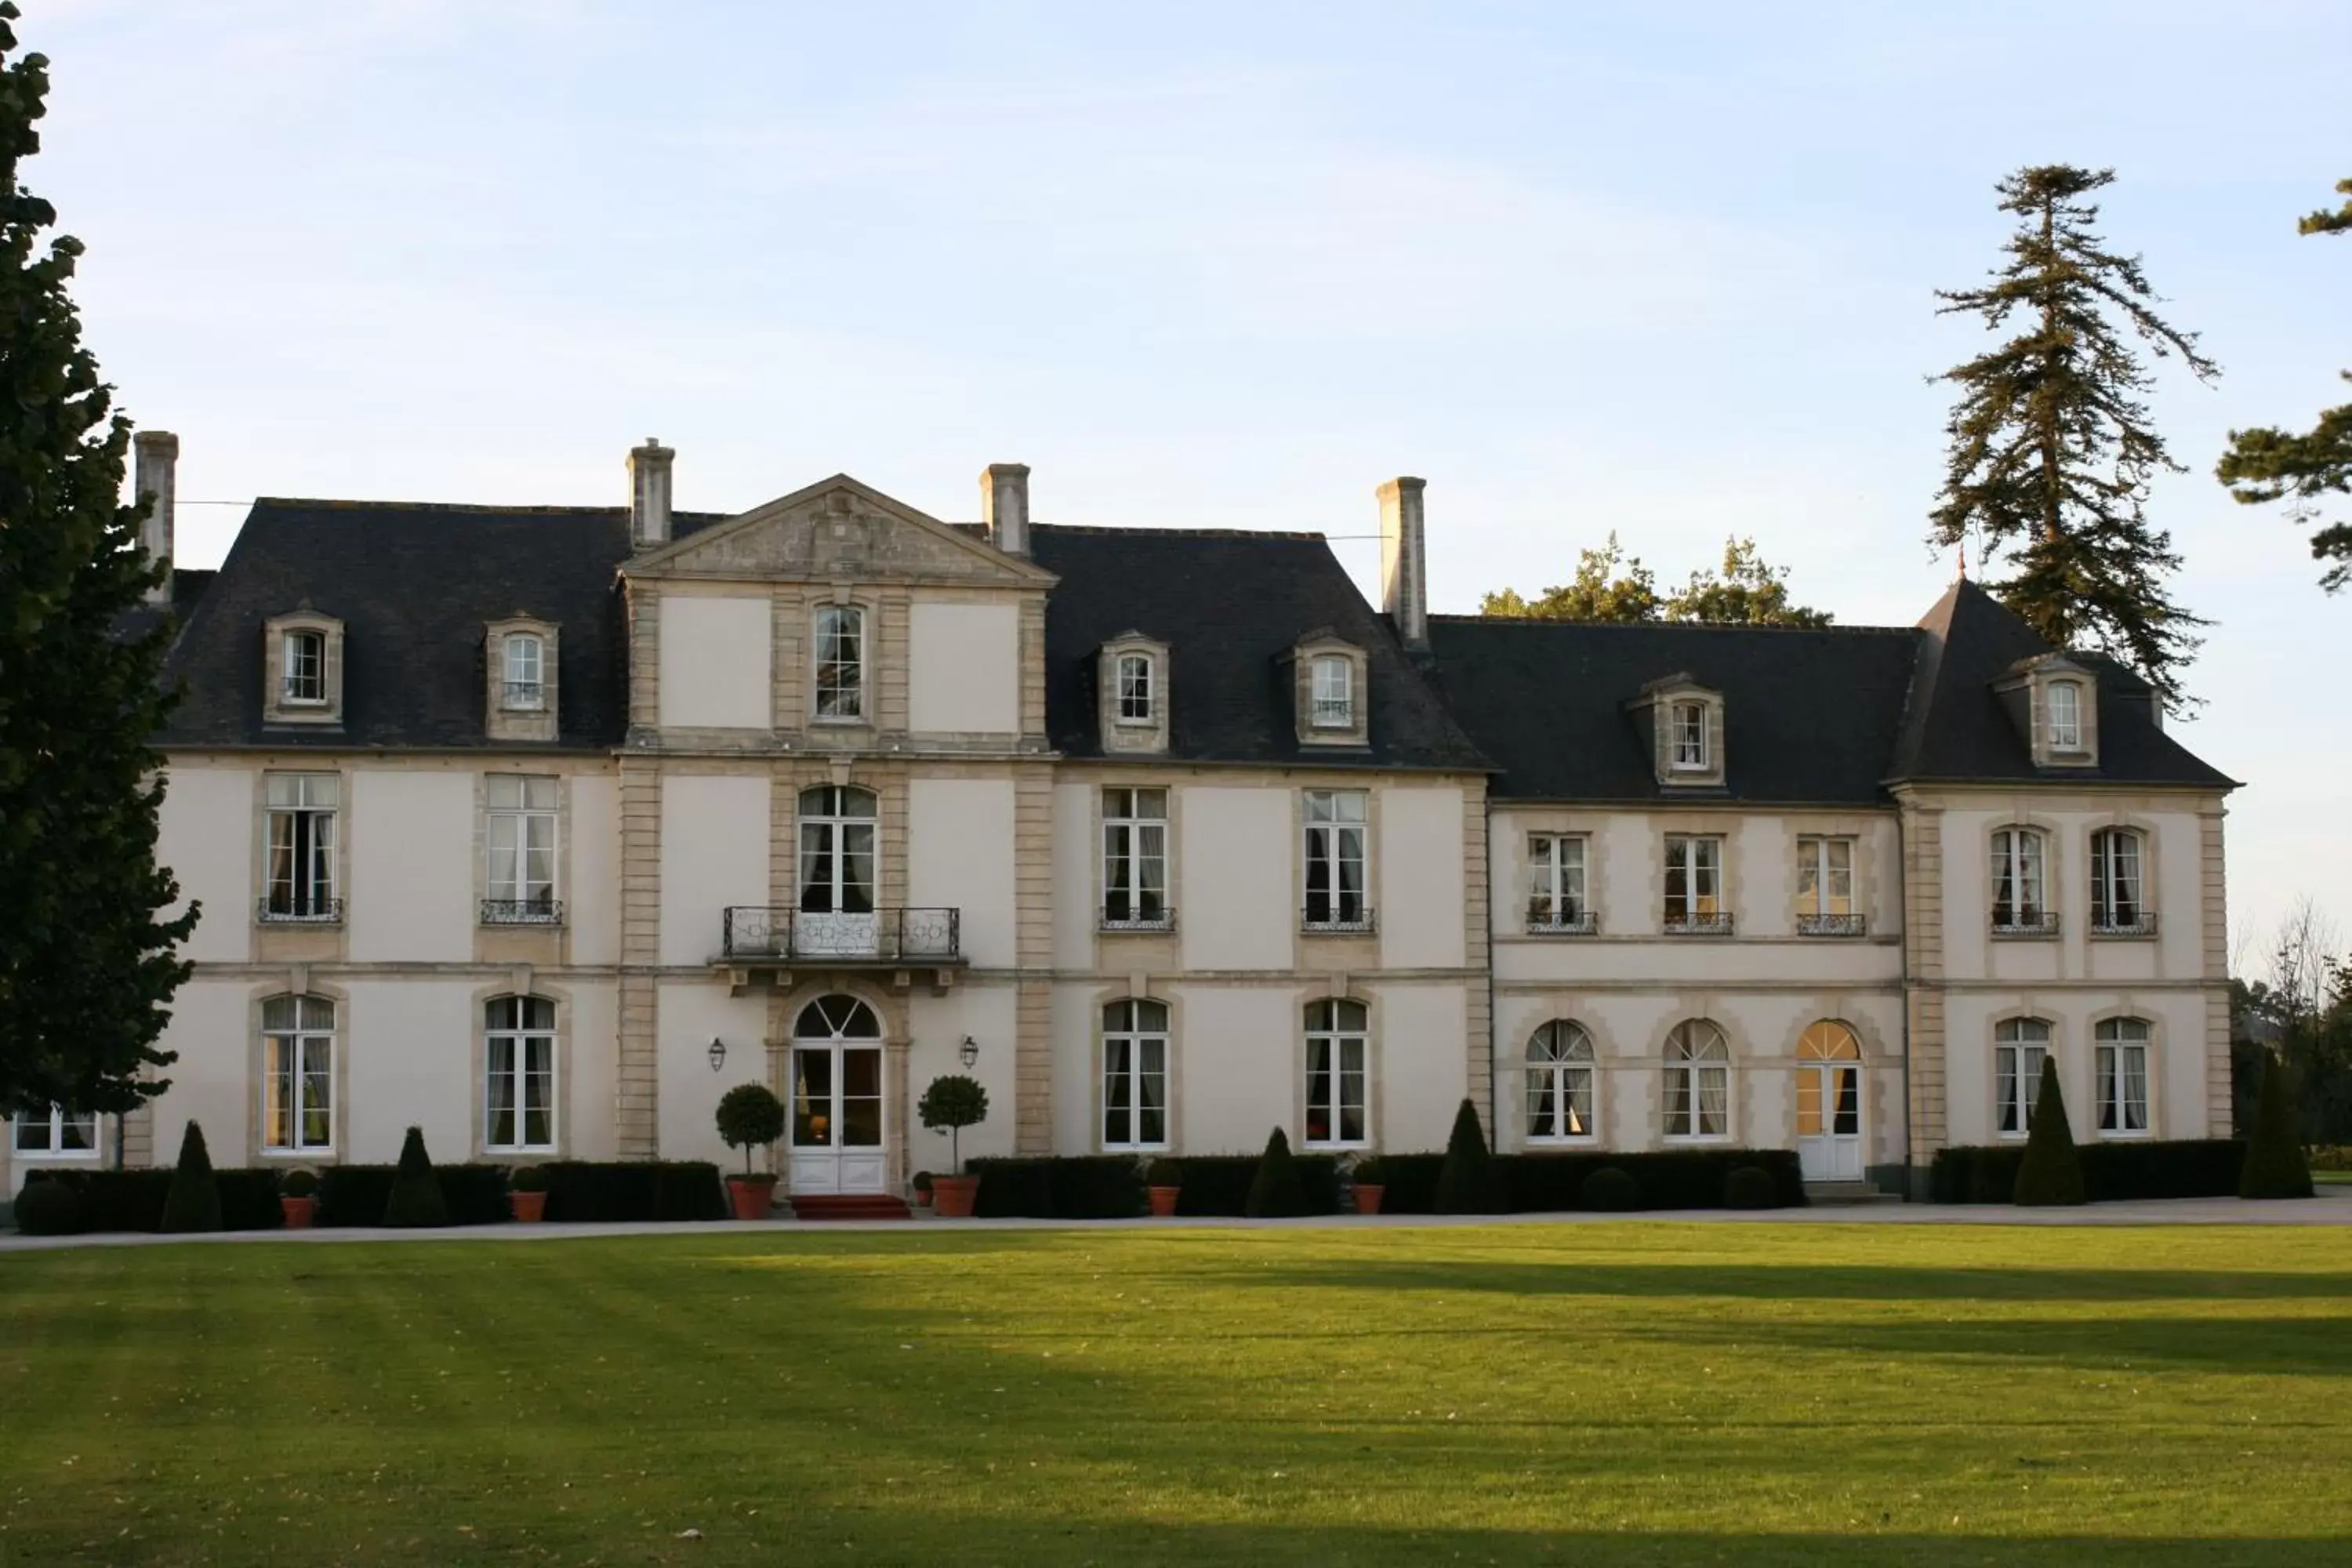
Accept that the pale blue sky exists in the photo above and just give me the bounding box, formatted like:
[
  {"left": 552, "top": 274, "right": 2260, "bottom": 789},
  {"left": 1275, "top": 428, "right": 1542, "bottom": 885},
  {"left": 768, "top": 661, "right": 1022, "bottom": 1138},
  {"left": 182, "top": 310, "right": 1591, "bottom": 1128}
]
[{"left": 30, "top": 1, "right": 2350, "bottom": 960}]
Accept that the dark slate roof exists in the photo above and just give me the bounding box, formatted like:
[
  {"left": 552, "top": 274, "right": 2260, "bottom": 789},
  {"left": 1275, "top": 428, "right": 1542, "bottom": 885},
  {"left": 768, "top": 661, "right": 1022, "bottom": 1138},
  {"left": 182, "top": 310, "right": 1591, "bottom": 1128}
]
[
  {"left": 1424, "top": 616, "right": 1923, "bottom": 803},
  {"left": 1889, "top": 580, "right": 2235, "bottom": 789},
  {"left": 161, "top": 500, "right": 717, "bottom": 751},
  {"left": 1028, "top": 524, "right": 1488, "bottom": 771}
]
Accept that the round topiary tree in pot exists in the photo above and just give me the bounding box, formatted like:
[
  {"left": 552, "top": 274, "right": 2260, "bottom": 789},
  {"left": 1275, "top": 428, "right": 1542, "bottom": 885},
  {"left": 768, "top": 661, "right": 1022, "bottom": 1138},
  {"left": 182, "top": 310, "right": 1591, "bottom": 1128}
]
[
  {"left": 919, "top": 1074, "right": 989, "bottom": 1218},
  {"left": 1145, "top": 1157, "right": 1183, "bottom": 1218},
  {"left": 279, "top": 1167, "right": 319, "bottom": 1229},
  {"left": 716, "top": 1083, "right": 787, "bottom": 1221}
]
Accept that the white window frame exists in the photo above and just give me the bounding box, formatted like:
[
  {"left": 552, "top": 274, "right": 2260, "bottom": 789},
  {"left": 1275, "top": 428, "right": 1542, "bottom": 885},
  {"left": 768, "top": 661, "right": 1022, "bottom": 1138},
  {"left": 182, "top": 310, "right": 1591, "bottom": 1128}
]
[
  {"left": 1309, "top": 655, "right": 1354, "bottom": 728},
  {"left": 485, "top": 995, "right": 558, "bottom": 1154},
  {"left": 1526, "top": 833, "right": 1590, "bottom": 930},
  {"left": 1302, "top": 789, "right": 1370, "bottom": 929},
  {"left": 502, "top": 633, "right": 546, "bottom": 711},
  {"left": 1994, "top": 1017, "right": 2053, "bottom": 1138},
  {"left": 10, "top": 1105, "right": 99, "bottom": 1159},
  {"left": 1102, "top": 787, "right": 1170, "bottom": 928},
  {"left": 1662, "top": 834, "right": 1725, "bottom": 928},
  {"left": 281, "top": 628, "right": 327, "bottom": 706},
  {"left": 797, "top": 785, "right": 879, "bottom": 915},
  {"left": 2048, "top": 681, "right": 2083, "bottom": 751},
  {"left": 2089, "top": 828, "right": 2146, "bottom": 932},
  {"left": 1662, "top": 1021, "right": 1730, "bottom": 1142},
  {"left": 1526, "top": 1022, "right": 1596, "bottom": 1144},
  {"left": 1101, "top": 999, "right": 1170, "bottom": 1151},
  {"left": 1303, "top": 998, "right": 1370, "bottom": 1149},
  {"left": 261, "top": 995, "right": 336, "bottom": 1154},
  {"left": 1114, "top": 652, "right": 1155, "bottom": 726},
  {"left": 1989, "top": 827, "right": 2049, "bottom": 931},
  {"left": 264, "top": 772, "right": 339, "bottom": 920},
  {"left": 1670, "top": 700, "right": 1709, "bottom": 771},
  {"left": 813, "top": 604, "right": 866, "bottom": 722},
  {"left": 2094, "top": 1018, "right": 2151, "bottom": 1138},
  {"left": 1795, "top": 836, "right": 1854, "bottom": 918},
  {"left": 485, "top": 775, "right": 560, "bottom": 916}
]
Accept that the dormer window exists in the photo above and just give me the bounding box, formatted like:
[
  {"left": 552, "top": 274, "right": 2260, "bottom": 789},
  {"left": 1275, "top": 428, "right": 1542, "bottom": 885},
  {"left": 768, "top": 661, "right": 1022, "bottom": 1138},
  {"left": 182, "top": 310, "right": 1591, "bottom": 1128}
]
[
  {"left": 503, "top": 633, "right": 546, "bottom": 710},
  {"left": 1997, "top": 654, "right": 2098, "bottom": 768},
  {"left": 281, "top": 630, "right": 326, "bottom": 705},
  {"left": 2048, "top": 681, "right": 2083, "bottom": 751},
  {"left": 1636, "top": 675, "right": 1723, "bottom": 787},
  {"left": 1311, "top": 655, "right": 1354, "bottom": 728},
  {"left": 1670, "top": 701, "right": 1708, "bottom": 770},
  {"left": 1116, "top": 652, "right": 1154, "bottom": 724}
]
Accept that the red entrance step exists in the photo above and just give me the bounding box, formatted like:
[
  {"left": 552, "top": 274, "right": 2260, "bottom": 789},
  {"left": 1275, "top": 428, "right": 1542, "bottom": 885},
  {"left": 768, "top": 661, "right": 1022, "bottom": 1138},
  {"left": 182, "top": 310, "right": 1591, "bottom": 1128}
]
[{"left": 787, "top": 1193, "right": 913, "bottom": 1222}]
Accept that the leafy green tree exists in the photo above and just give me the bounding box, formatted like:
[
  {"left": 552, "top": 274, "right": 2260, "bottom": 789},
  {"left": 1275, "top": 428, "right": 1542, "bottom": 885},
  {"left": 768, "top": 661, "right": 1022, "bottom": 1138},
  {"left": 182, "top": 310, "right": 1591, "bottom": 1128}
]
[
  {"left": 159, "top": 1120, "right": 222, "bottom": 1233},
  {"left": 1243, "top": 1125, "right": 1309, "bottom": 1218},
  {"left": 1482, "top": 534, "right": 1827, "bottom": 626},
  {"left": 1929, "top": 165, "right": 2219, "bottom": 713},
  {"left": 2217, "top": 176, "right": 2352, "bottom": 593},
  {"left": 2011, "top": 1058, "right": 2085, "bottom": 1206},
  {"left": 2238, "top": 1051, "right": 2314, "bottom": 1200},
  {"left": 383, "top": 1126, "right": 450, "bottom": 1227},
  {"left": 1434, "top": 1098, "right": 1504, "bottom": 1214},
  {"left": 917, "top": 1074, "right": 988, "bottom": 1175},
  {"left": 0, "top": 4, "right": 194, "bottom": 1120}
]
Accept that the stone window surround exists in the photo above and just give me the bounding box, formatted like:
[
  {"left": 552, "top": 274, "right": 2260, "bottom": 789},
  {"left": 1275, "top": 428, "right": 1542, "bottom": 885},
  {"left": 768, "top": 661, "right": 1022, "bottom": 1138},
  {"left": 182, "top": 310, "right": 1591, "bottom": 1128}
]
[
  {"left": 1288, "top": 633, "right": 1370, "bottom": 747},
  {"left": 262, "top": 610, "right": 346, "bottom": 727},
  {"left": 1997, "top": 656, "right": 2101, "bottom": 770},
  {"left": 1097, "top": 782, "right": 1176, "bottom": 932},
  {"left": 473, "top": 770, "right": 571, "bottom": 935},
  {"left": 253, "top": 765, "right": 350, "bottom": 936},
  {"left": 1523, "top": 1018, "right": 1601, "bottom": 1145},
  {"left": 485, "top": 616, "right": 561, "bottom": 743},
  {"left": 1984, "top": 1007, "right": 2161, "bottom": 1142},
  {"left": 1090, "top": 983, "right": 1181, "bottom": 1154},
  {"left": 245, "top": 978, "right": 350, "bottom": 1165},
  {"left": 1298, "top": 783, "right": 1377, "bottom": 935},
  {"left": 1659, "top": 1016, "right": 1735, "bottom": 1144},
  {"left": 762, "top": 976, "right": 913, "bottom": 1192},
  {"left": 2087, "top": 1007, "right": 2163, "bottom": 1139},
  {"left": 1295, "top": 987, "right": 1380, "bottom": 1152},
  {"left": 1097, "top": 632, "right": 1171, "bottom": 755},
  {"left": 809, "top": 593, "right": 876, "bottom": 727},
  {"left": 1987, "top": 1007, "right": 2058, "bottom": 1141},
  {"left": 470, "top": 977, "right": 573, "bottom": 1161},
  {"left": 1987, "top": 814, "right": 2061, "bottom": 938},
  {"left": 1635, "top": 674, "right": 1726, "bottom": 789},
  {"left": 2085, "top": 815, "right": 2161, "bottom": 938}
]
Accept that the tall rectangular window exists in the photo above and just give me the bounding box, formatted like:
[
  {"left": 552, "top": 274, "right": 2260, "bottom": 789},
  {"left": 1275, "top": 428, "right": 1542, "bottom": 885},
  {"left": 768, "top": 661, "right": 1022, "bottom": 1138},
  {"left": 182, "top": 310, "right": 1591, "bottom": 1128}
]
[
  {"left": 1662, "top": 835, "right": 1723, "bottom": 927},
  {"left": 814, "top": 604, "right": 866, "bottom": 720},
  {"left": 10, "top": 1105, "right": 97, "bottom": 1156},
  {"left": 1797, "top": 837, "right": 1854, "bottom": 916},
  {"left": 2089, "top": 829, "right": 2144, "bottom": 931},
  {"left": 485, "top": 995, "right": 557, "bottom": 1152},
  {"left": 1102, "top": 787, "right": 1169, "bottom": 927},
  {"left": 1303, "top": 789, "right": 1369, "bottom": 927},
  {"left": 1304, "top": 999, "right": 1369, "bottom": 1147},
  {"left": 2095, "top": 1018, "right": 2151, "bottom": 1136},
  {"left": 264, "top": 773, "right": 339, "bottom": 920},
  {"left": 2048, "top": 681, "right": 2082, "bottom": 750},
  {"left": 486, "top": 775, "right": 559, "bottom": 916},
  {"left": 1527, "top": 833, "right": 1588, "bottom": 927},
  {"left": 1994, "top": 1017, "right": 2052, "bottom": 1137},
  {"left": 282, "top": 629, "right": 325, "bottom": 704},
  {"left": 1102, "top": 1000, "right": 1169, "bottom": 1149},
  {"left": 502, "top": 633, "right": 546, "bottom": 710},
  {"left": 1991, "top": 827, "right": 2049, "bottom": 929},
  {"left": 1116, "top": 653, "right": 1154, "bottom": 724},
  {"left": 1671, "top": 702, "right": 1708, "bottom": 769},
  {"left": 262, "top": 995, "right": 336, "bottom": 1152}
]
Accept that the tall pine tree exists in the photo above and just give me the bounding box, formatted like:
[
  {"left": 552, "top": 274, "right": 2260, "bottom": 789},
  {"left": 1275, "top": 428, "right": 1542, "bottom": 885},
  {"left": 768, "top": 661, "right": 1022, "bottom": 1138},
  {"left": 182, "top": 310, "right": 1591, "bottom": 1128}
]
[
  {"left": 0, "top": 3, "right": 193, "bottom": 1120},
  {"left": 2216, "top": 176, "right": 2352, "bottom": 593},
  {"left": 1929, "top": 165, "right": 2219, "bottom": 712}
]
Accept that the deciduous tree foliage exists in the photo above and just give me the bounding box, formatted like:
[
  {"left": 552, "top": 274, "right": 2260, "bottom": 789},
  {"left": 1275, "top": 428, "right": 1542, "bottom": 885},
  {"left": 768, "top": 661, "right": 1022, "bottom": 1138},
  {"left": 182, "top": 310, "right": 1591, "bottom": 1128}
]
[
  {"left": 2217, "top": 176, "right": 2352, "bottom": 593},
  {"left": 1482, "top": 534, "right": 1829, "bottom": 626},
  {"left": 1929, "top": 165, "right": 2218, "bottom": 713},
  {"left": 0, "top": 4, "right": 193, "bottom": 1120}
]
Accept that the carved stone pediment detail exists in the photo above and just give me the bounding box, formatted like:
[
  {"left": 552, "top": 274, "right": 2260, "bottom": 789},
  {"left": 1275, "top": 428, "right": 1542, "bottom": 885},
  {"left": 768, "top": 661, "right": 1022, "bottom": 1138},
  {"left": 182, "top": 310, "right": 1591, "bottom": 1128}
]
[{"left": 630, "top": 474, "right": 1054, "bottom": 587}]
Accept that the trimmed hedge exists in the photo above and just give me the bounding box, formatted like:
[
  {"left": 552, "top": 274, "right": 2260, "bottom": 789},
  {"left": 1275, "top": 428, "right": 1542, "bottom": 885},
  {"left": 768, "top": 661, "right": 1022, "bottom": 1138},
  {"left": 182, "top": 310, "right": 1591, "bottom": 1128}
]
[
  {"left": 318, "top": 1163, "right": 510, "bottom": 1227},
  {"left": 1501, "top": 1149, "right": 1807, "bottom": 1211},
  {"left": 1367, "top": 1153, "right": 1446, "bottom": 1214},
  {"left": 1176, "top": 1153, "right": 1341, "bottom": 1217},
  {"left": 1931, "top": 1138, "right": 2247, "bottom": 1203},
  {"left": 971, "top": 1156, "right": 1145, "bottom": 1219},
  {"left": 19, "top": 1167, "right": 283, "bottom": 1232},
  {"left": 13, "top": 1179, "right": 87, "bottom": 1236},
  {"left": 1722, "top": 1165, "right": 1780, "bottom": 1210},
  {"left": 538, "top": 1161, "right": 727, "bottom": 1222},
  {"left": 1579, "top": 1167, "right": 1642, "bottom": 1212}
]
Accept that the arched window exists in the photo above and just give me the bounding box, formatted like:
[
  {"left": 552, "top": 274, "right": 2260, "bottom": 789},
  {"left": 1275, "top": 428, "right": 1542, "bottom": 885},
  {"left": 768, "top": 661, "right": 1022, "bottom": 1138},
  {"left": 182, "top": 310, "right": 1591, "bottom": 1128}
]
[
  {"left": 1662, "top": 1020, "right": 1729, "bottom": 1140},
  {"left": 1990, "top": 827, "right": 2049, "bottom": 930},
  {"left": 794, "top": 994, "right": 882, "bottom": 1040},
  {"left": 261, "top": 994, "right": 336, "bottom": 1152},
  {"left": 798, "top": 786, "right": 878, "bottom": 916},
  {"left": 1526, "top": 1022, "right": 1595, "bottom": 1142},
  {"left": 2047, "top": 681, "right": 2082, "bottom": 750},
  {"left": 2089, "top": 828, "right": 2146, "bottom": 932},
  {"left": 485, "top": 995, "right": 557, "bottom": 1152},
  {"left": 1304, "top": 999, "right": 1370, "bottom": 1147},
  {"left": 1994, "top": 1017, "right": 2053, "bottom": 1136},
  {"left": 1102, "top": 1000, "right": 1170, "bottom": 1149},
  {"left": 2095, "top": 1018, "right": 2151, "bottom": 1136}
]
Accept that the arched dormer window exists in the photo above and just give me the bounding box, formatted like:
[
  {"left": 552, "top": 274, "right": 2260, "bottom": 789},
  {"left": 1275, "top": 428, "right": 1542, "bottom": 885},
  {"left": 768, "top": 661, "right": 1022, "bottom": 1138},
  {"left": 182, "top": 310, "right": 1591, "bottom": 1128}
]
[
  {"left": 485, "top": 617, "right": 560, "bottom": 741},
  {"left": 263, "top": 610, "right": 344, "bottom": 726},
  {"left": 1290, "top": 632, "right": 1368, "bottom": 746},
  {"left": 1097, "top": 633, "right": 1170, "bottom": 753}
]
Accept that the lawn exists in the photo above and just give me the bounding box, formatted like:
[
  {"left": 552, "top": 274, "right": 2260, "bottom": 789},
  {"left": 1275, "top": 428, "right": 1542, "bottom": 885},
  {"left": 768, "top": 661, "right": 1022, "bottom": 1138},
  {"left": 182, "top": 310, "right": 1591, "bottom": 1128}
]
[{"left": 3, "top": 1224, "right": 2350, "bottom": 1566}]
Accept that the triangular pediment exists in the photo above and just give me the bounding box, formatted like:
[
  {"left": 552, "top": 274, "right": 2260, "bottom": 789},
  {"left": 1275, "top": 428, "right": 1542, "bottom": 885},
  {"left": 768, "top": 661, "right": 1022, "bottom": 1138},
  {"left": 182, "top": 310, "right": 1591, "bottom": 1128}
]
[{"left": 627, "top": 474, "right": 1055, "bottom": 586}]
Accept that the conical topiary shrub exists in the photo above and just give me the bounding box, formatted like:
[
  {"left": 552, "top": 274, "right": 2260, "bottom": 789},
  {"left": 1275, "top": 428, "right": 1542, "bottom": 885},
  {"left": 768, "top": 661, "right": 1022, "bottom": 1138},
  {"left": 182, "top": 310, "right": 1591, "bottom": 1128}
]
[
  {"left": 383, "top": 1126, "right": 452, "bottom": 1227},
  {"left": 1435, "top": 1098, "right": 1503, "bottom": 1214},
  {"left": 160, "top": 1120, "right": 224, "bottom": 1233},
  {"left": 2012, "top": 1058, "right": 2085, "bottom": 1206},
  {"left": 1243, "top": 1127, "right": 1309, "bottom": 1218},
  {"left": 2238, "top": 1052, "right": 2314, "bottom": 1200}
]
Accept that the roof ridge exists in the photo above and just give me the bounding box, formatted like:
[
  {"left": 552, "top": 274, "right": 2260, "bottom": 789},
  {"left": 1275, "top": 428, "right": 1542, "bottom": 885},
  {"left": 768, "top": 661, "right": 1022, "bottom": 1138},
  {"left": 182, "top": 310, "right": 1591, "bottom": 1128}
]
[
  {"left": 1029, "top": 522, "right": 1331, "bottom": 543},
  {"left": 249, "top": 497, "right": 733, "bottom": 520},
  {"left": 1428, "top": 613, "right": 1919, "bottom": 637}
]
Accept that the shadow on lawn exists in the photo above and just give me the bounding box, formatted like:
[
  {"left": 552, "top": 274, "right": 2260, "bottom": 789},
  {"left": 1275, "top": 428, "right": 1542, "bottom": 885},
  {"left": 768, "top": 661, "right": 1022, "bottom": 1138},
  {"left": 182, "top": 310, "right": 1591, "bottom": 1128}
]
[{"left": 1236, "top": 1258, "right": 2352, "bottom": 1304}]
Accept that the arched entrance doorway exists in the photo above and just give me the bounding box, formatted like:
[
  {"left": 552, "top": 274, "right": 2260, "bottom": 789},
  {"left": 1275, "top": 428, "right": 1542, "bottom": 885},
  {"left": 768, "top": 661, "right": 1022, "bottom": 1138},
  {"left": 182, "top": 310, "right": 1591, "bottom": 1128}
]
[
  {"left": 1795, "top": 1022, "right": 1863, "bottom": 1181},
  {"left": 789, "top": 994, "right": 885, "bottom": 1194}
]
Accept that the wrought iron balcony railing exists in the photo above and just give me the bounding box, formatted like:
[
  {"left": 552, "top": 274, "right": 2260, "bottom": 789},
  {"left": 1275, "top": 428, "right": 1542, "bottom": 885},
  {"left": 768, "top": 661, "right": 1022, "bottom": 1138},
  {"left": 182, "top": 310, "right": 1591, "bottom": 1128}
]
[
  {"left": 1526, "top": 906, "right": 1599, "bottom": 935},
  {"left": 2090, "top": 912, "right": 2160, "bottom": 938},
  {"left": 1100, "top": 906, "right": 1178, "bottom": 934},
  {"left": 1797, "top": 912, "right": 1868, "bottom": 938},
  {"left": 721, "top": 906, "right": 962, "bottom": 963},
  {"left": 1663, "top": 913, "right": 1736, "bottom": 936},
  {"left": 500, "top": 681, "right": 546, "bottom": 711},
  {"left": 1301, "top": 906, "right": 1377, "bottom": 935},
  {"left": 257, "top": 897, "right": 343, "bottom": 925},
  {"left": 482, "top": 898, "right": 564, "bottom": 926},
  {"left": 1991, "top": 911, "right": 2061, "bottom": 938}
]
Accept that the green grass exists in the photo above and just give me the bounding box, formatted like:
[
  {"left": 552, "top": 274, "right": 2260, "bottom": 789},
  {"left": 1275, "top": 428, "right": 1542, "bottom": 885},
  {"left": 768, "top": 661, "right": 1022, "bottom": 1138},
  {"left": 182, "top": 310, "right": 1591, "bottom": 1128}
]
[{"left": 4, "top": 1225, "right": 2351, "bottom": 1566}]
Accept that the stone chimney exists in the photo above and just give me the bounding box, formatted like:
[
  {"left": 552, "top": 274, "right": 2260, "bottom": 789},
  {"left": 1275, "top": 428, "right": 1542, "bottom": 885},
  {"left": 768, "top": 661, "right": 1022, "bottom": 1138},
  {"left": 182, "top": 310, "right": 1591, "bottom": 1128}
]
[
  {"left": 980, "top": 462, "right": 1030, "bottom": 557},
  {"left": 133, "top": 430, "right": 178, "bottom": 605},
  {"left": 629, "top": 437, "right": 674, "bottom": 549},
  {"left": 1377, "top": 475, "right": 1428, "bottom": 650}
]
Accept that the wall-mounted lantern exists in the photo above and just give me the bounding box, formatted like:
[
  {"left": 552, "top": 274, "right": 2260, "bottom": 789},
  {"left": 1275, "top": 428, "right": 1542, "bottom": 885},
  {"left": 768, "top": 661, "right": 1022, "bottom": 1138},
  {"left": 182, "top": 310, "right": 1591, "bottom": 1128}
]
[
  {"left": 708, "top": 1036, "right": 728, "bottom": 1073},
  {"left": 959, "top": 1035, "right": 979, "bottom": 1069}
]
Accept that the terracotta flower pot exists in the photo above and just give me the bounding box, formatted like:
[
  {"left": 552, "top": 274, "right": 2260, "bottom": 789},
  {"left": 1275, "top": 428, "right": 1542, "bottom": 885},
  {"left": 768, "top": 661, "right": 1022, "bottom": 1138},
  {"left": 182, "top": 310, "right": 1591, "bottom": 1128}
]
[
  {"left": 510, "top": 1191, "right": 547, "bottom": 1223},
  {"left": 280, "top": 1196, "right": 316, "bottom": 1230},
  {"left": 931, "top": 1174, "right": 979, "bottom": 1218},
  {"left": 1353, "top": 1184, "right": 1385, "bottom": 1215},
  {"left": 728, "top": 1176, "right": 778, "bottom": 1221},
  {"left": 1149, "top": 1185, "right": 1181, "bottom": 1218}
]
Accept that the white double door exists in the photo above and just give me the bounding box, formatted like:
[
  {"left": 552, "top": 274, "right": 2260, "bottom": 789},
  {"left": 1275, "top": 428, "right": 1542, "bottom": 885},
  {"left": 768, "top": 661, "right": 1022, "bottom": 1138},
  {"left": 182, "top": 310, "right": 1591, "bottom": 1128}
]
[
  {"left": 789, "top": 1042, "right": 886, "bottom": 1195},
  {"left": 1797, "top": 1061, "right": 1863, "bottom": 1181}
]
